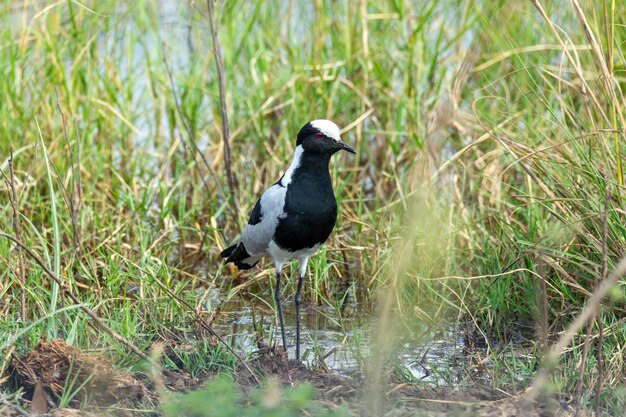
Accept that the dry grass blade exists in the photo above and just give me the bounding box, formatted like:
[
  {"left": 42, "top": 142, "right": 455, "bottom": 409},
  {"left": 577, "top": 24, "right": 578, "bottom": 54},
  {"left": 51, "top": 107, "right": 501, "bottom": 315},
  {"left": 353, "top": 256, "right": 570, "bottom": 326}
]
[
  {"left": 527, "top": 254, "right": 626, "bottom": 404},
  {"left": 530, "top": 0, "right": 608, "bottom": 123},
  {"left": 570, "top": 0, "right": 626, "bottom": 187},
  {"left": 5, "top": 150, "right": 28, "bottom": 326},
  {"left": 340, "top": 108, "right": 375, "bottom": 135},
  {"left": 55, "top": 89, "right": 80, "bottom": 251},
  {"left": 206, "top": 0, "right": 240, "bottom": 232},
  {"left": 161, "top": 48, "right": 222, "bottom": 199},
  {"left": 574, "top": 187, "right": 611, "bottom": 416},
  {"left": 594, "top": 187, "right": 610, "bottom": 414}
]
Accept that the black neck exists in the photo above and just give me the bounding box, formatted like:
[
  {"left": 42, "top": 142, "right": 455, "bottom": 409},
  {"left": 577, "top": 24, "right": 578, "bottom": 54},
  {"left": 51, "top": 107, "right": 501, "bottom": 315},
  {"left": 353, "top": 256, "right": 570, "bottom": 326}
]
[{"left": 297, "top": 152, "right": 332, "bottom": 180}]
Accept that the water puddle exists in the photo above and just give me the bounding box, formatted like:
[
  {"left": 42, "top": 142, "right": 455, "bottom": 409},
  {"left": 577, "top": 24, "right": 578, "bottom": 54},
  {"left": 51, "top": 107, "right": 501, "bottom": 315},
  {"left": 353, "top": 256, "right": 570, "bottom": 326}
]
[{"left": 212, "top": 295, "right": 467, "bottom": 384}]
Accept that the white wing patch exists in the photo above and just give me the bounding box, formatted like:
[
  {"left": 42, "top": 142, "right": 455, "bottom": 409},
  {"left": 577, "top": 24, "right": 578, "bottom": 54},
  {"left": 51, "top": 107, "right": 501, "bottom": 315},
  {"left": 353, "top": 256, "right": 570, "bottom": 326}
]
[{"left": 310, "top": 119, "right": 341, "bottom": 142}]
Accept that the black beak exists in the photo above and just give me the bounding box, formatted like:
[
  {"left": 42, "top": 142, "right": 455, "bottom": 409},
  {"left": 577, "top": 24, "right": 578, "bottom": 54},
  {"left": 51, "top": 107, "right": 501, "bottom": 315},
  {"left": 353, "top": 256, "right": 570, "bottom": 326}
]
[{"left": 338, "top": 140, "right": 356, "bottom": 154}]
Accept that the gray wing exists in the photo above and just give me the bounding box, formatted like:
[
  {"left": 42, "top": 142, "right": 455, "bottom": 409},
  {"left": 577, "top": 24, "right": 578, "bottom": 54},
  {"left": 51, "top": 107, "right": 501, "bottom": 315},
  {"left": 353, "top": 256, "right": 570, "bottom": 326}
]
[{"left": 240, "top": 183, "right": 287, "bottom": 257}]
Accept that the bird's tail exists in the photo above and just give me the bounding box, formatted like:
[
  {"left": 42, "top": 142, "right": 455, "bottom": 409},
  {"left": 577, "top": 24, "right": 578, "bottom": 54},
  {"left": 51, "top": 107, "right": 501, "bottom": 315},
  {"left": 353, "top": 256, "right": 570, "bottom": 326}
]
[
  {"left": 220, "top": 244, "right": 237, "bottom": 259},
  {"left": 220, "top": 243, "right": 260, "bottom": 270}
]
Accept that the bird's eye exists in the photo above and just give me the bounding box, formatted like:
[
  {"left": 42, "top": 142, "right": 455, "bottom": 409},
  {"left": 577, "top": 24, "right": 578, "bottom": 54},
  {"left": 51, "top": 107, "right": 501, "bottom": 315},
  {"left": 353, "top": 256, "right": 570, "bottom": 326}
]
[{"left": 314, "top": 132, "right": 325, "bottom": 139}]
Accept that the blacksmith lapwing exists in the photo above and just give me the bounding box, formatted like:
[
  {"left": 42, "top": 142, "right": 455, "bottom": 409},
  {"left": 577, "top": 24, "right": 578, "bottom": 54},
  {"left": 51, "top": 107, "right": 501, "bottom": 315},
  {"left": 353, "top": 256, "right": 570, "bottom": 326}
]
[{"left": 221, "top": 119, "right": 355, "bottom": 360}]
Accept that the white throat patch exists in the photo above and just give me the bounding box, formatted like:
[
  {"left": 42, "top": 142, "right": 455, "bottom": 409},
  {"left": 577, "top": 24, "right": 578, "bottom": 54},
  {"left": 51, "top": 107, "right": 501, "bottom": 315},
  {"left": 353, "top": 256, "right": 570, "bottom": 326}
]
[
  {"left": 310, "top": 119, "right": 341, "bottom": 142},
  {"left": 280, "top": 145, "right": 304, "bottom": 186}
]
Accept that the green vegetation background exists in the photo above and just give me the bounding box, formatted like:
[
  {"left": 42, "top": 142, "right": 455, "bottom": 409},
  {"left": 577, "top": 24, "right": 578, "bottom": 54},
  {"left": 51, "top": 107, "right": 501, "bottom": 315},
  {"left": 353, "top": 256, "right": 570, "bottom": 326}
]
[{"left": 1, "top": 0, "right": 625, "bottom": 415}]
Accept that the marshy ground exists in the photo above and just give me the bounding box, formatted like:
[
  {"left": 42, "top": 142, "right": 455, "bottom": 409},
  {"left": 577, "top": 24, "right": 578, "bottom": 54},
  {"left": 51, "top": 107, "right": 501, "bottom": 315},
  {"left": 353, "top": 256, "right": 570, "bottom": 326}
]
[{"left": 1, "top": 1, "right": 625, "bottom": 416}]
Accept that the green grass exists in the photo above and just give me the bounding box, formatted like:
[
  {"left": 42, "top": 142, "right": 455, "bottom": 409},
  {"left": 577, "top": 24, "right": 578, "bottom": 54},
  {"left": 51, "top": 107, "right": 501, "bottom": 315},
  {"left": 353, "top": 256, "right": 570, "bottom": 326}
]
[
  {"left": 161, "top": 376, "right": 350, "bottom": 417},
  {"left": 1, "top": 0, "right": 626, "bottom": 415}
]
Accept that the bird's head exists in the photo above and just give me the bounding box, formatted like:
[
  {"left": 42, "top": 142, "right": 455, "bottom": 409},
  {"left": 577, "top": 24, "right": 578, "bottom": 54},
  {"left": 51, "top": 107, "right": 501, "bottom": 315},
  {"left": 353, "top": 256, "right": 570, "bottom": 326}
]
[{"left": 296, "top": 120, "right": 356, "bottom": 155}]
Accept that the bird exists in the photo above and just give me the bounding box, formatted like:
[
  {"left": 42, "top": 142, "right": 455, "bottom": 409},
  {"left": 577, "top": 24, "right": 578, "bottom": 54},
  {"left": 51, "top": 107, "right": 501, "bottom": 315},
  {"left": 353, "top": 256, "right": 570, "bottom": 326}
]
[{"left": 221, "top": 119, "right": 355, "bottom": 360}]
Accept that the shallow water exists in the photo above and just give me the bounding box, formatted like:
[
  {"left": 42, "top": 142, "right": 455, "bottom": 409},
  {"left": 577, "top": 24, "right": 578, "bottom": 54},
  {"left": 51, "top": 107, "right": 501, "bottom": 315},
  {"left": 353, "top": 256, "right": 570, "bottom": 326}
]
[{"left": 212, "top": 295, "right": 467, "bottom": 384}]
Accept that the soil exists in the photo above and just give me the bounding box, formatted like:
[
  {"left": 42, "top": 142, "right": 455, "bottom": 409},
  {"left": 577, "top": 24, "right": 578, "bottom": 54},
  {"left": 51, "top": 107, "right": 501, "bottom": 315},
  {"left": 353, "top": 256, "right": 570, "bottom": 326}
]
[
  {"left": 2, "top": 339, "right": 586, "bottom": 417},
  {"left": 8, "top": 339, "right": 149, "bottom": 408}
]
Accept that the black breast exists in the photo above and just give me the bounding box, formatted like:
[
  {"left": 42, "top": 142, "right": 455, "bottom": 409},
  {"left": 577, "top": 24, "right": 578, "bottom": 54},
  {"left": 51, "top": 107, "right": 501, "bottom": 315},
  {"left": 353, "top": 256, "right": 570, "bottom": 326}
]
[{"left": 273, "top": 154, "right": 338, "bottom": 251}]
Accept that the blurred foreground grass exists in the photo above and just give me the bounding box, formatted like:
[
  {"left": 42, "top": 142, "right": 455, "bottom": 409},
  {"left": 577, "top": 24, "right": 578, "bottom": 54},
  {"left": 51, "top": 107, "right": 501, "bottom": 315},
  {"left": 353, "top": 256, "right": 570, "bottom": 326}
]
[{"left": 1, "top": 0, "right": 626, "bottom": 415}]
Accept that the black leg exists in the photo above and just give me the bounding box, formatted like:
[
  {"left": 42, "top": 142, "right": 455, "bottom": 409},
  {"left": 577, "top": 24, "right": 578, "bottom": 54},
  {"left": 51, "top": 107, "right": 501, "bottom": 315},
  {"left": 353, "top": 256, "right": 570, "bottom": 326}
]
[
  {"left": 295, "top": 271, "right": 305, "bottom": 360},
  {"left": 274, "top": 268, "right": 287, "bottom": 353}
]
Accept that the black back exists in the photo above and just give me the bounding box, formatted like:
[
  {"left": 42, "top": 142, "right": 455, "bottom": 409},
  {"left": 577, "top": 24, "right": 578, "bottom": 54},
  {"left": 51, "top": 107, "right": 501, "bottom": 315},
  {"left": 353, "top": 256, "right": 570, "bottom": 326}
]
[
  {"left": 248, "top": 199, "right": 263, "bottom": 225},
  {"left": 273, "top": 152, "right": 338, "bottom": 251}
]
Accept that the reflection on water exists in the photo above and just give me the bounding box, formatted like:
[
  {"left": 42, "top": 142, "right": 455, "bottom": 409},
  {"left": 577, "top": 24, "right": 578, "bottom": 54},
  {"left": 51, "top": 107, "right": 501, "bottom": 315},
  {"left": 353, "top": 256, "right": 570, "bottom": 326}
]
[{"left": 212, "top": 296, "right": 466, "bottom": 384}]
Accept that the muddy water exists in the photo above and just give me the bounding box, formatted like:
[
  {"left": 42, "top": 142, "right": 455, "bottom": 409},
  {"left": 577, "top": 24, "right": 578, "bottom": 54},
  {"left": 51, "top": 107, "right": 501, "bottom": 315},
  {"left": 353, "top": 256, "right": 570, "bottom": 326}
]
[{"left": 212, "top": 295, "right": 467, "bottom": 384}]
